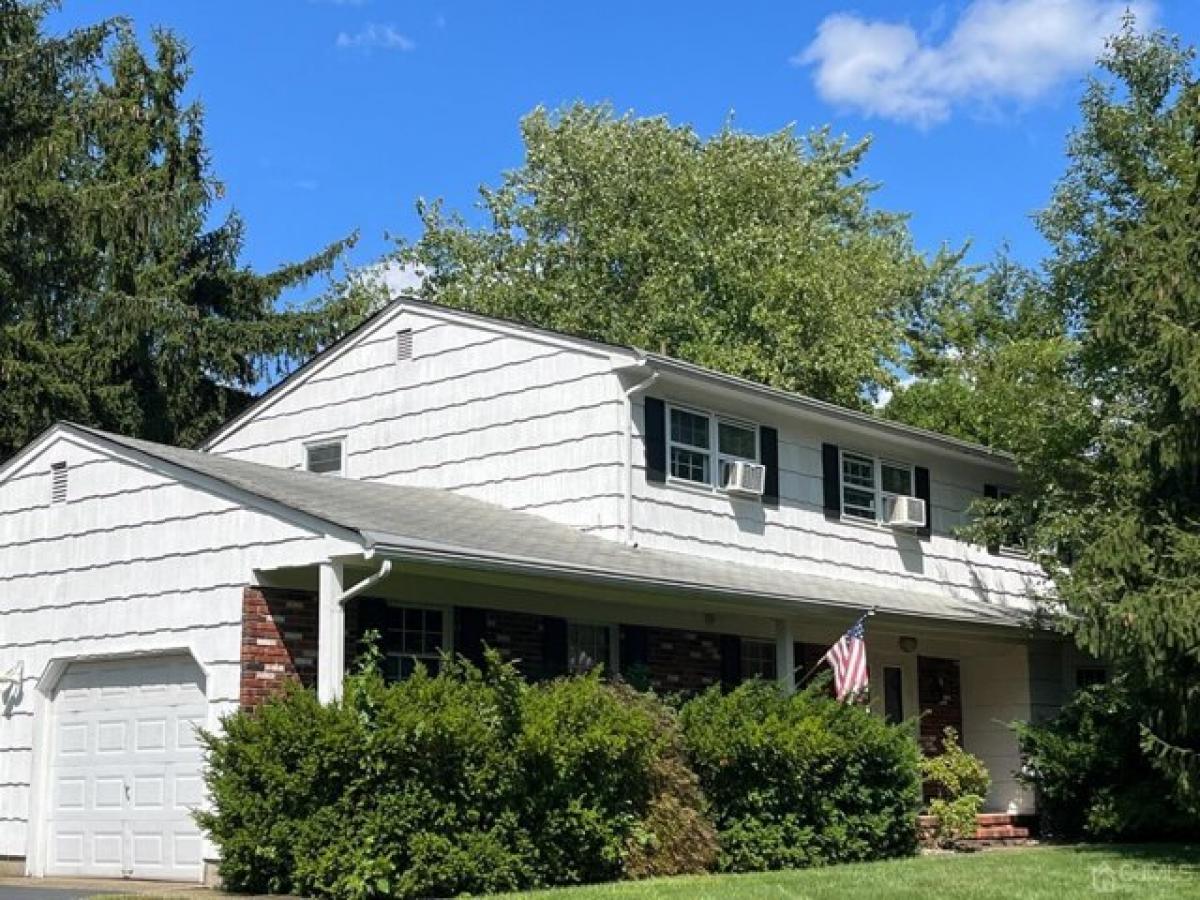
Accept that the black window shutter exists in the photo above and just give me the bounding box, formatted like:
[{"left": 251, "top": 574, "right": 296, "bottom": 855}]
[
  {"left": 760, "top": 426, "right": 779, "bottom": 506},
  {"left": 541, "top": 616, "right": 569, "bottom": 679},
  {"left": 719, "top": 634, "right": 742, "bottom": 690},
  {"left": 983, "top": 484, "right": 1001, "bottom": 555},
  {"left": 821, "top": 443, "right": 841, "bottom": 521},
  {"left": 456, "top": 606, "right": 488, "bottom": 667},
  {"left": 915, "top": 466, "right": 932, "bottom": 540},
  {"left": 619, "top": 624, "right": 649, "bottom": 674},
  {"left": 644, "top": 396, "right": 667, "bottom": 483}
]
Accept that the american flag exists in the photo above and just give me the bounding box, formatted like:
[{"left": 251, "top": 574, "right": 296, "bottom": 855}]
[{"left": 822, "top": 617, "right": 869, "bottom": 702}]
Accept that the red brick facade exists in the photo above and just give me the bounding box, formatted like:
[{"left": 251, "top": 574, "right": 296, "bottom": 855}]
[
  {"left": 643, "top": 627, "right": 722, "bottom": 693},
  {"left": 459, "top": 608, "right": 548, "bottom": 679},
  {"left": 240, "top": 586, "right": 319, "bottom": 708}
]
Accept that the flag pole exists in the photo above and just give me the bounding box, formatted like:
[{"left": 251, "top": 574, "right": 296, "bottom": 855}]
[{"left": 792, "top": 608, "right": 876, "bottom": 688}]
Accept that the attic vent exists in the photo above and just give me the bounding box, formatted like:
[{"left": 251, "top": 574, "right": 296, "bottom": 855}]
[
  {"left": 50, "top": 461, "right": 68, "bottom": 505},
  {"left": 396, "top": 329, "right": 413, "bottom": 362}
]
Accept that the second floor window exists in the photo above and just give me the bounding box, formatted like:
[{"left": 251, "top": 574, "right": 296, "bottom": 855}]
[
  {"left": 668, "top": 405, "right": 758, "bottom": 489},
  {"left": 842, "top": 451, "right": 913, "bottom": 524}
]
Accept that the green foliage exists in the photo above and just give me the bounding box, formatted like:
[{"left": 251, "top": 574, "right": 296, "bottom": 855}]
[
  {"left": 921, "top": 728, "right": 990, "bottom": 845},
  {"left": 397, "top": 103, "right": 955, "bottom": 409},
  {"left": 0, "top": 1, "right": 375, "bottom": 460},
  {"left": 1014, "top": 682, "right": 1199, "bottom": 841},
  {"left": 678, "top": 680, "right": 921, "bottom": 873},
  {"left": 198, "top": 653, "right": 715, "bottom": 899}
]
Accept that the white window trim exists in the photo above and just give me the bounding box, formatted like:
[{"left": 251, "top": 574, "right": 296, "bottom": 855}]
[
  {"left": 839, "top": 448, "right": 916, "bottom": 530},
  {"left": 665, "top": 402, "right": 759, "bottom": 494},
  {"left": 303, "top": 435, "right": 347, "bottom": 477}
]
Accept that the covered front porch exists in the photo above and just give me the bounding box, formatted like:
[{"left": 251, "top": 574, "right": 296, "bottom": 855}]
[{"left": 244, "top": 554, "right": 1070, "bottom": 815}]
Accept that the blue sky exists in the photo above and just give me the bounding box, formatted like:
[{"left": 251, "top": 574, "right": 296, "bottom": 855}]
[{"left": 48, "top": 1, "right": 1199, "bottom": 284}]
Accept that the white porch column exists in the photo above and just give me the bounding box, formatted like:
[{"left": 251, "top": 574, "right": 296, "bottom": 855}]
[
  {"left": 317, "top": 560, "right": 346, "bottom": 703},
  {"left": 775, "top": 618, "right": 796, "bottom": 694}
]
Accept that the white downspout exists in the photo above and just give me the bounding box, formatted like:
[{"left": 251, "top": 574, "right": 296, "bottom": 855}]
[
  {"left": 318, "top": 557, "right": 393, "bottom": 703},
  {"left": 623, "top": 369, "right": 659, "bottom": 546}
]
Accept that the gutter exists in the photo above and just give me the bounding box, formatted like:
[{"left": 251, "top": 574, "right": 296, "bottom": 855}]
[{"left": 361, "top": 533, "right": 1032, "bottom": 632}]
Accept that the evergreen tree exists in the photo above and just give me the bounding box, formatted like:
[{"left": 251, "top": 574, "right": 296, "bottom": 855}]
[
  {"left": 396, "top": 103, "right": 954, "bottom": 409},
  {"left": 0, "top": 1, "right": 370, "bottom": 460}
]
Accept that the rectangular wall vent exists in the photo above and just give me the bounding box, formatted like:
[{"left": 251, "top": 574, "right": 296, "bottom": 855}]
[
  {"left": 50, "top": 461, "right": 68, "bottom": 505},
  {"left": 396, "top": 329, "right": 413, "bottom": 362}
]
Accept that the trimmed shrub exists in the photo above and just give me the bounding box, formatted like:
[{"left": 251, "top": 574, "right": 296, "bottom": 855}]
[
  {"left": 198, "top": 653, "right": 715, "bottom": 899},
  {"left": 1014, "top": 681, "right": 1200, "bottom": 841},
  {"left": 921, "top": 727, "right": 990, "bottom": 845},
  {"left": 679, "top": 679, "right": 922, "bottom": 872}
]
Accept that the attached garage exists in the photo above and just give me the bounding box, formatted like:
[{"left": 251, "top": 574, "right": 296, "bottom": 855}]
[{"left": 41, "top": 654, "right": 207, "bottom": 881}]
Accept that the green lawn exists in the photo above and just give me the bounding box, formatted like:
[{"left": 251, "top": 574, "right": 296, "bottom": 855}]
[{"left": 488, "top": 845, "right": 1200, "bottom": 900}]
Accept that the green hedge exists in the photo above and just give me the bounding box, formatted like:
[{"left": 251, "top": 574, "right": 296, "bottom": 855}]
[
  {"left": 1014, "top": 681, "right": 1199, "bottom": 841},
  {"left": 678, "top": 679, "right": 922, "bottom": 872},
  {"left": 199, "top": 661, "right": 924, "bottom": 898},
  {"left": 198, "top": 655, "right": 716, "bottom": 899}
]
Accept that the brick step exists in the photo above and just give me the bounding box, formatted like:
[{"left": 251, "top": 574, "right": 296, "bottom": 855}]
[
  {"left": 976, "top": 813, "right": 1019, "bottom": 826},
  {"left": 974, "top": 825, "right": 1031, "bottom": 839}
]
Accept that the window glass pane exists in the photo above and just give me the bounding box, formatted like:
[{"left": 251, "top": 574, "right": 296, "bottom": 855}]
[
  {"left": 380, "top": 606, "right": 443, "bottom": 682},
  {"left": 843, "top": 454, "right": 874, "bottom": 489},
  {"left": 306, "top": 442, "right": 342, "bottom": 474},
  {"left": 740, "top": 639, "right": 777, "bottom": 681},
  {"left": 842, "top": 487, "right": 876, "bottom": 519},
  {"left": 880, "top": 463, "right": 912, "bottom": 496},
  {"left": 718, "top": 422, "right": 756, "bottom": 459},
  {"left": 670, "top": 408, "right": 710, "bottom": 449},
  {"left": 568, "top": 623, "right": 610, "bottom": 674},
  {"left": 670, "top": 447, "right": 710, "bottom": 484}
]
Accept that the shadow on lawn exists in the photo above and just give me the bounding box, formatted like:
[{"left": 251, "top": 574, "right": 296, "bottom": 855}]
[{"left": 1059, "top": 842, "right": 1200, "bottom": 866}]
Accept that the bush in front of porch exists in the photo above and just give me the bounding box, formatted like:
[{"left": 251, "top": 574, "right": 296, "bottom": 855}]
[
  {"left": 679, "top": 678, "right": 923, "bottom": 872},
  {"left": 198, "top": 652, "right": 717, "bottom": 900}
]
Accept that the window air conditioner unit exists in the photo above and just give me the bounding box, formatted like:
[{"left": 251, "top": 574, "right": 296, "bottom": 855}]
[
  {"left": 884, "top": 495, "right": 926, "bottom": 529},
  {"left": 723, "top": 460, "right": 766, "bottom": 497}
]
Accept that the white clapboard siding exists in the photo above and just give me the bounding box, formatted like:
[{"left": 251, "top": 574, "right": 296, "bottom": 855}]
[
  {"left": 207, "top": 309, "right": 627, "bottom": 532},
  {"left": 629, "top": 397, "right": 1047, "bottom": 608},
  {"left": 0, "top": 433, "right": 348, "bottom": 860}
]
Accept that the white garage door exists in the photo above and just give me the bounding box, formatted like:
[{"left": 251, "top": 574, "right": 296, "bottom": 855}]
[{"left": 45, "top": 655, "right": 207, "bottom": 881}]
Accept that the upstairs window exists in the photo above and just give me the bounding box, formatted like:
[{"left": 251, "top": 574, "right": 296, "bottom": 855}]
[
  {"left": 841, "top": 451, "right": 914, "bottom": 524},
  {"left": 996, "top": 486, "right": 1026, "bottom": 551},
  {"left": 305, "top": 439, "right": 344, "bottom": 476},
  {"left": 668, "top": 405, "right": 759, "bottom": 490},
  {"left": 669, "top": 407, "right": 711, "bottom": 484},
  {"left": 49, "top": 461, "right": 68, "bottom": 505}
]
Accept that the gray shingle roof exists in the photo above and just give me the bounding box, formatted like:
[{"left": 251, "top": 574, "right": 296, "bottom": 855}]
[{"left": 73, "top": 424, "right": 1032, "bottom": 629}]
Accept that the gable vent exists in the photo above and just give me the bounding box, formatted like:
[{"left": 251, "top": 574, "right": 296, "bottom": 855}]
[
  {"left": 396, "top": 328, "right": 413, "bottom": 362},
  {"left": 50, "top": 461, "right": 68, "bottom": 505}
]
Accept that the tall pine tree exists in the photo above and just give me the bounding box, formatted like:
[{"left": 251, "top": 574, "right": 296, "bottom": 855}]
[{"left": 0, "top": 1, "right": 371, "bottom": 459}]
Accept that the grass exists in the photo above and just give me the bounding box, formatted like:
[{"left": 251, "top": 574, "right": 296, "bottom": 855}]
[{"left": 487, "top": 845, "right": 1200, "bottom": 900}]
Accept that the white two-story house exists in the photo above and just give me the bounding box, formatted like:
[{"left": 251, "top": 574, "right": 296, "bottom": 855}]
[{"left": 0, "top": 298, "right": 1093, "bottom": 883}]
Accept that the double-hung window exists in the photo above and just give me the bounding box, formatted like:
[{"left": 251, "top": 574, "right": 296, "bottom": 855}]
[
  {"left": 668, "top": 405, "right": 758, "bottom": 490},
  {"left": 567, "top": 622, "right": 613, "bottom": 675},
  {"left": 379, "top": 607, "right": 445, "bottom": 680},
  {"left": 841, "top": 451, "right": 914, "bottom": 525},
  {"left": 740, "top": 639, "right": 777, "bottom": 681}
]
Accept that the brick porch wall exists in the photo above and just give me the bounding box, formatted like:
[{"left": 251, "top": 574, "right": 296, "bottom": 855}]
[
  {"left": 240, "top": 586, "right": 319, "bottom": 708},
  {"left": 465, "top": 608, "right": 547, "bottom": 679},
  {"left": 643, "top": 627, "right": 722, "bottom": 693}
]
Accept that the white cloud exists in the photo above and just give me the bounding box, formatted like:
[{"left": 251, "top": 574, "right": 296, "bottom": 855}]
[
  {"left": 797, "top": 0, "right": 1154, "bottom": 127},
  {"left": 335, "top": 23, "right": 415, "bottom": 52},
  {"left": 357, "top": 260, "right": 426, "bottom": 298}
]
